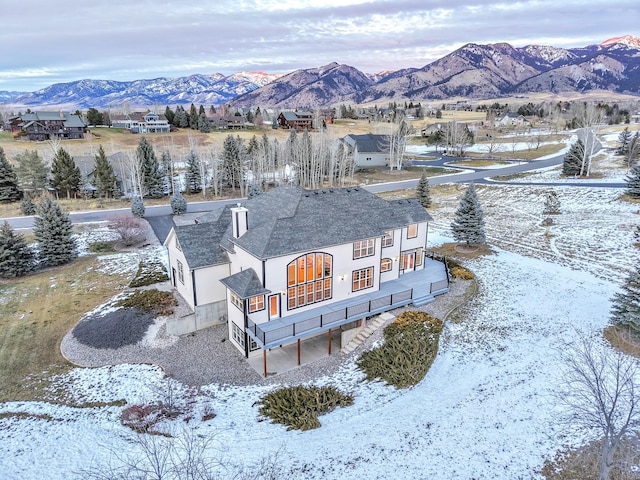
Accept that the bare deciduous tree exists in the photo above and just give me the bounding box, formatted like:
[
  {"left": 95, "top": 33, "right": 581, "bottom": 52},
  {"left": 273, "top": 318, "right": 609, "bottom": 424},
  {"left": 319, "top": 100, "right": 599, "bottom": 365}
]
[{"left": 558, "top": 334, "right": 640, "bottom": 480}]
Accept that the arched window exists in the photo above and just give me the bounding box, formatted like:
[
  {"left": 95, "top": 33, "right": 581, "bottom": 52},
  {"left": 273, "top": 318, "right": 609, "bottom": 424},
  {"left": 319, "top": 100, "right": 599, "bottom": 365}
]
[{"left": 287, "top": 253, "right": 332, "bottom": 309}]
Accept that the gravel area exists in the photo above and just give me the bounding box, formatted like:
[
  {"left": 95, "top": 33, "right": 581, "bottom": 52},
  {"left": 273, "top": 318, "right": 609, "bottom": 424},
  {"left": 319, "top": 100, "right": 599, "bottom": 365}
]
[{"left": 61, "top": 278, "right": 473, "bottom": 387}]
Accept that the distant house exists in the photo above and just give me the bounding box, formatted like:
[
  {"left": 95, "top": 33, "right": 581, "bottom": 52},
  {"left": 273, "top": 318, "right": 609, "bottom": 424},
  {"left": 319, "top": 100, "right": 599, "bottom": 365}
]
[
  {"left": 496, "top": 112, "right": 529, "bottom": 128},
  {"left": 207, "top": 114, "right": 247, "bottom": 130},
  {"left": 72, "top": 151, "right": 134, "bottom": 197},
  {"left": 12, "top": 111, "right": 86, "bottom": 141},
  {"left": 163, "top": 185, "right": 448, "bottom": 374},
  {"left": 340, "top": 133, "right": 393, "bottom": 169},
  {"left": 111, "top": 111, "right": 170, "bottom": 133},
  {"left": 277, "top": 111, "right": 314, "bottom": 130}
]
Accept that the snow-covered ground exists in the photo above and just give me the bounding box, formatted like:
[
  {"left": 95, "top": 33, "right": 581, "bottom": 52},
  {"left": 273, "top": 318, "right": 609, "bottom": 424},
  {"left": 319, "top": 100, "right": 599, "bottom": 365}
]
[{"left": 1, "top": 151, "right": 639, "bottom": 479}]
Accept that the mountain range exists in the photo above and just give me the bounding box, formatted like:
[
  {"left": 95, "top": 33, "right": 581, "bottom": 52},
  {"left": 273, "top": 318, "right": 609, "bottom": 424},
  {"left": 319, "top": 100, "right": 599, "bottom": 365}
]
[{"left": 2, "top": 35, "right": 639, "bottom": 109}]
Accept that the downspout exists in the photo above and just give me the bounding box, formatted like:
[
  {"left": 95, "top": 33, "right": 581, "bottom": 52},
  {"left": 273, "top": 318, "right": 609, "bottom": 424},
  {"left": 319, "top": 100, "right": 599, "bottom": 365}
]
[
  {"left": 243, "top": 299, "right": 249, "bottom": 358},
  {"left": 192, "top": 270, "right": 197, "bottom": 306}
]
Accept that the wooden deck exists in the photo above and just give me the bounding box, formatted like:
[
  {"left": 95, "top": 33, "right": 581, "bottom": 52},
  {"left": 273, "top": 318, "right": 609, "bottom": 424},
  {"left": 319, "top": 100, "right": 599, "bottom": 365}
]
[{"left": 246, "top": 259, "right": 449, "bottom": 349}]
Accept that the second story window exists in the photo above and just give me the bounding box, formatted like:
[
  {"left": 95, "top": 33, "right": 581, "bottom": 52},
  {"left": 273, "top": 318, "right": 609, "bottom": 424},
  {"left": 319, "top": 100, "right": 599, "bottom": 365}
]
[
  {"left": 354, "top": 239, "right": 375, "bottom": 259},
  {"left": 230, "top": 291, "right": 243, "bottom": 311},
  {"left": 407, "top": 224, "right": 418, "bottom": 239},
  {"left": 248, "top": 295, "right": 265, "bottom": 313},
  {"left": 381, "top": 230, "right": 394, "bottom": 247}
]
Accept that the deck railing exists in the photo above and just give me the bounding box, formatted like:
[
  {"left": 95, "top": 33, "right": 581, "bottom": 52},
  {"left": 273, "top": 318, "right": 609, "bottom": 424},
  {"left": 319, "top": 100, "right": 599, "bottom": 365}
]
[{"left": 247, "top": 288, "right": 414, "bottom": 346}]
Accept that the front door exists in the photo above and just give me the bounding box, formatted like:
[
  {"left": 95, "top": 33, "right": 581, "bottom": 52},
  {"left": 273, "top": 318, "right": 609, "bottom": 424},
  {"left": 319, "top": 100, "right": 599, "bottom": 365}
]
[
  {"left": 402, "top": 252, "right": 415, "bottom": 273},
  {"left": 269, "top": 294, "right": 280, "bottom": 319}
]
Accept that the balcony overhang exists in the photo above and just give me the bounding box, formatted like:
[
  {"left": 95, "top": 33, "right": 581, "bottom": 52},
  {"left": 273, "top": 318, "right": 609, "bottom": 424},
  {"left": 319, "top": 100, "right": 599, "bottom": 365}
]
[{"left": 247, "top": 258, "right": 449, "bottom": 350}]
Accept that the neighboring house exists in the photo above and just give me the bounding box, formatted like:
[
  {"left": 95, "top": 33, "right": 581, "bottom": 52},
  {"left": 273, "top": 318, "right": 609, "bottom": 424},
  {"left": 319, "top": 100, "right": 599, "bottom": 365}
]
[
  {"left": 111, "top": 111, "right": 170, "bottom": 133},
  {"left": 340, "top": 133, "right": 393, "bottom": 169},
  {"left": 73, "top": 152, "right": 133, "bottom": 197},
  {"left": 496, "top": 112, "right": 529, "bottom": 128},
  {"left": 164, "top": 185, "right": 449, "bottom": 374},
  {"left": 12, "top": 111, "right": 86, "bottom": 141},
  {"left": 207, "top": 114, "right": 247, "bottom": 130},
  {"left": 277, "top": 111, "right": 314, "bottom": 130}
]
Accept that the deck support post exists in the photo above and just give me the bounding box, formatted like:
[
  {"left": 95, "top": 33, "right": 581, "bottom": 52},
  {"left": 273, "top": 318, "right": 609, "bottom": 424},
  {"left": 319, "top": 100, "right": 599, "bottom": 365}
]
[
  {"left": 297, "top": 338, "right": 301, "bottom": 366},
  {"left": 263, "top": 350, "right": 267, "bottom": 378},
  {"left": 328, "top": 329, "right": 332, "bottom": 355}
]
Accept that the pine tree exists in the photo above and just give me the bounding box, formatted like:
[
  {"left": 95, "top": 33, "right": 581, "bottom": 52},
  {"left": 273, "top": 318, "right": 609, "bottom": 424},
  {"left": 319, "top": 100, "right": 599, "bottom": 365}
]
[
  {"left": 0, "top": 221, "right": 35, "bottom": 278},
  {"left": 14, "top": 150, "right": 48, "bottom": 192},
  {"left": 20, "top": 195, "right": 35, "bottom": 215},
  {"left": 184, "top": 150, "right": 202, "bottom": 194},
  {"left": 93, "top": 145, "right": 118, "bottom": 198},
  {"left": 562, "top": 140, "right": 586, "bottom": 176},
  {"left": 136, "top": 137, "right": 165, "bottom": 198},
  {"left": 618, "top": 127, "right": 632, "bottom": 155},
  {"left": 451, "top": 183, "right": 486, "bottom": 246},
  {"left": 160, "top": 150, "right": 174, "bottom": 195},
  {"left": 50, "top": 147, "right": 82, "bottom": 199},
  {"left": 415, "top": 173, "right": 432, "bottom": 208},
  {"left": 189, "top": 103, "right": 198, "bottom": 129},
  {"left": 610, "top": 262, "right": 640, "bottom": 333},
  {"left": 33, "top": 196, "right": 77, "bottom": 267},
  {"left": 625, "top": 163, "right": 640, "bottom": 198},
  {"left": 0, "top": 147, "right": 23, "bottom": 203},
  {"left": 197, "top": 112, "right": 210, "bottom": 133},
  {"left": 170, "top": 192, "right": 187, "bottom": 215},
  {"left": 543, "top": 190, "right": 561, "bottom": 215},
  {"left": 131, "top": 196, "right": 145, "bottom": 218}
]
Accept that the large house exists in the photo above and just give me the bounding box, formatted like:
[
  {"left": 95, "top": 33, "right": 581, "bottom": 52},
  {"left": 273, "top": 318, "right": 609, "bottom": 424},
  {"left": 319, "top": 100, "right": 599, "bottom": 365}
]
[
  {"left": 11, "top": 111, "right": 86, "bottom": 141},
  {"left": 340, "top": 133, "right": 393, "bottom": 169},
  {"left": 277, "top": 111, "right": 314, "bottom": 130},
  {"left": 111, "top": 111, "right": 170, "bottom": 133},
  {"left": 164, "top": 185, "right": 449, "bottom": 375}
]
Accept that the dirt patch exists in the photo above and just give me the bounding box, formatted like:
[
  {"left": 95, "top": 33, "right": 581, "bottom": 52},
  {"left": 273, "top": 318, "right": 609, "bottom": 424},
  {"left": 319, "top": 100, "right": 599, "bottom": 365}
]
[{"left": 604, "top": 325, "right": 640, "bottom": 359}]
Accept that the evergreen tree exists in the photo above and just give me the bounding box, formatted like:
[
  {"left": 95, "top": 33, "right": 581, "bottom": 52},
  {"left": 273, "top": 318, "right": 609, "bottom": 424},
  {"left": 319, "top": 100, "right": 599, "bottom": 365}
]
[
  {"left": 131, "top": 196, "right": 145, "bottom": 217},
  {"left": 33, "top": 196, "right": 77, "bottom": 267},
  {"left": 610, "top": 262, "right": 640, "bottom": 333},
  {"left": 415, "top": 173, "right": 432, "bottom": 208},
  {"left": 197, "top": 112, "right": 210, "bottom": 133},
  {"left": 0, "top": 147, "right": 23, "bottom": 202},
  {"left": 625, "top": 162, "right": 640, "bottom": 198},
  {"left": 451, "top": 183, "right": 486, "bottom": 246},
  {"left": 618, "top": 127, "right": 632, "bottom": 155},
  {"left": 14, "top": 150, "right": 48, "bottom": 192},
  {"left": 160, "top": 150, "right": 174, "bottom": 195},
  {"left": 543, "top": 190, "right": 561, "bottom": 215},
  {"left": 136, "top": 137, "right": 165, "bottom": 198},
  {"left": 562, "top": 140, "right": 586, "bottom": 176},
  {"left": 189, "top": 103, "right": 198, "bottom": 129},
  {"left": 184, "top": 150, "right": 202, "bottom": 194},
  {"left": 93, "top": 145, "right": 118, "bottom": 198},
  {"left": 222, "top": 135, "right": 245, "bottom": 192},
  {"left": 164, "top": 106, "right": 175, "bottom": 126},
  {"left": 20, "top": 194, "right": 36, "bottom": 215},
  {"left": 50, "top": 147, "right": 82, "bottom": 199},
  {"left": 170, "top": 192, "right": 187, "bottom": 215},
  {"left": 0, "top": 221, "right": 35, "bottom": 278}
]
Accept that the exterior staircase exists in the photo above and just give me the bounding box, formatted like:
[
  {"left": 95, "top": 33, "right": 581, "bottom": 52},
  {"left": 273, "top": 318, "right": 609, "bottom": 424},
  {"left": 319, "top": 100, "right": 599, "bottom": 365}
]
[{"left": 341, "top": 312, "right": 395, "bottom": 354}]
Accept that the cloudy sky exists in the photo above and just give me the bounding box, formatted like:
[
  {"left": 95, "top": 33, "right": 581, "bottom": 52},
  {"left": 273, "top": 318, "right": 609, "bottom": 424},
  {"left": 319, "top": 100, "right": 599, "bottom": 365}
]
[{"left": 2, "top": 0, "right": 637, "bottom": 92}]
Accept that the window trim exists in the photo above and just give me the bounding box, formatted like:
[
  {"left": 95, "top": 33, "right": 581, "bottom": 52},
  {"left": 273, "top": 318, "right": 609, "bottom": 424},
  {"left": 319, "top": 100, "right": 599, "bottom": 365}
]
[
  {"left": 286, "top": 252, "right": 333, "bottom": 310},
  {"left": 353, "top": 239, "right": 375, "bottom": 259},
  {"left": 248, "top": 294, "right": 265, "bottom": 313},
  {"left": 381, "top": 230, "right": 394, "bottom": 248},
  {"left": 231, "top": 322, "right": 245, "bottom": 348},
  {"left": 230, "top": 291, "right": 243, "bottom": 311},
  {"left": 380, "top": 258, "right": 392, "bottom": 273},
  {"left": 352, "top": 266, "right": 374, "bottom": 292},
  {"left": 177, "top": 260, "right": 184, "bottom": 284}
]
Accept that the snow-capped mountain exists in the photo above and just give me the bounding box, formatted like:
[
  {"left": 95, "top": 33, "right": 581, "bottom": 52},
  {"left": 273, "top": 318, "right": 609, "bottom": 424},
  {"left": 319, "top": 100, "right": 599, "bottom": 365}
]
[
  {"left": 6, "top": 72, "right": 281, "bottom": 109},
  {"left": 2, "top": 36, "right": 639, "bottom": 109}
]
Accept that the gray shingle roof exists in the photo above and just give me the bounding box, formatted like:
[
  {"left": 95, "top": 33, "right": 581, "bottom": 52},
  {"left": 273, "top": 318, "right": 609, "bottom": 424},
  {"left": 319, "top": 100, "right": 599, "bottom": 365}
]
[
  {"left": 345, "top": 134, "right": 389, "bottom": 153},
  {"left": 231, "top": 185, "right": 432, "bottom": 259},
  {"left": 220, "top": 268, "right": 270, "bottom": 298},
  {"left": 173, "top": 208, "right": 232, "bottom": 268}
]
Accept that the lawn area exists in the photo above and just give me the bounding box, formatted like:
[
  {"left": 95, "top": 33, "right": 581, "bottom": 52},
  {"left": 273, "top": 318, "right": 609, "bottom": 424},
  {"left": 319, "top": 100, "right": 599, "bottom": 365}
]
[{"left": 0, "top": 256, "right": 133, "bottom": 402}]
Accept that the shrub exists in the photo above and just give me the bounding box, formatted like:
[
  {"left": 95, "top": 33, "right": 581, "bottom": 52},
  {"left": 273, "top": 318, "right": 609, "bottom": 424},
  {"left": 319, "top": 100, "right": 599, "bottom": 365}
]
[
  {"left": 129, "top": 259, "right": 169, "bottom": 287},
  {"left": 170, "top": 192, "right": 187, "bottom": 215},
  {"left": 87, "top": 240, "right": 117, "bottom": 253},
  {"left": 357, "top": 311, "right": 443, "bottom": 389},
  {"left": 108, "top": 215, "right": 146, "bottom": 247},
  {"left": 131, "top": 196, "right": 145, "bottom": 218},
  {"left": 116, "top": 289, "right": 177, "bottom": 316},
  {"left": 450, "top": 266, "right": 474, "bottom": 280},
  {"left": 258, "top": 385, "right": 354, "bottom": 431}
]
